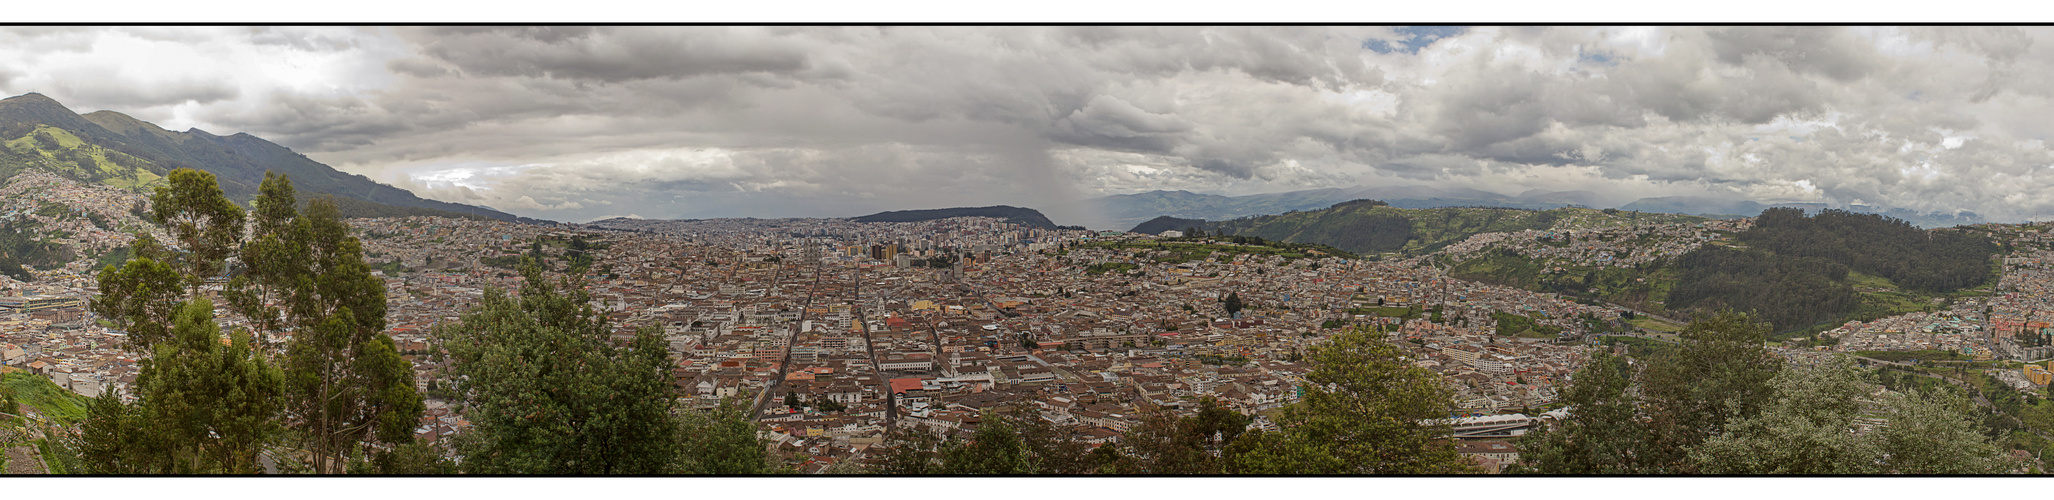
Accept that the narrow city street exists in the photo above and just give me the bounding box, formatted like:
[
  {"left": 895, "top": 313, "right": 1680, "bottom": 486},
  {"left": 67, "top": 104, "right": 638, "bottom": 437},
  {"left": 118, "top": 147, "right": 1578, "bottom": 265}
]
[
  {"left": 850, "top": 272, "right": 895, "bottom": 430},
  {"left": 752, "top": 263, "right": 821, "bottom": 420}
]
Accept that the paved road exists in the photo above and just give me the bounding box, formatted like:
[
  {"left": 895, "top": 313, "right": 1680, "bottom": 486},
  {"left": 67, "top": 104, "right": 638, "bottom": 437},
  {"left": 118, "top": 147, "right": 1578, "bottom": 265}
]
[
  {"left": 753, "top": 262, "right": 821, "bottom": 420},
  {"left": 4, "top": 445, "right": 46, "bottom": 474},
  {"left": 850, "top": 272, "right": 895, "bottom": 430},
  {"left": 1857, "top": 356, "right": 1993, "bottom": 408}
]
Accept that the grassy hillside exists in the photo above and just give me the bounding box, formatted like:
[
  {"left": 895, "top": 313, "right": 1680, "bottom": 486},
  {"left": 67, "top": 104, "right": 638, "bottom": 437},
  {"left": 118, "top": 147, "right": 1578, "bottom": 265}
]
[
  {"left": 1, "top": 372, "right": 89, "bottom": 426},
  {"left": 1, "top": 124, "right": 164, "bottom": 193},
  {"left": 0, "top": 218, "right": 76, "bottom": 281}
]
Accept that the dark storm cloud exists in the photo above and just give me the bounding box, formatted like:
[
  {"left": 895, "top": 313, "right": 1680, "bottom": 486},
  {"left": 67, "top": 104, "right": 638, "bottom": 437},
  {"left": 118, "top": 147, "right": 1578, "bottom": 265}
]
[
  {"left": 327, "top": 26, "right": 1394, "bottom": 191},
  {"left": 1706, "top": 27, "right": 1883, "bottom": 82},
  {"left": 400, "top": 27, "right": 820, "bottom": 83}
]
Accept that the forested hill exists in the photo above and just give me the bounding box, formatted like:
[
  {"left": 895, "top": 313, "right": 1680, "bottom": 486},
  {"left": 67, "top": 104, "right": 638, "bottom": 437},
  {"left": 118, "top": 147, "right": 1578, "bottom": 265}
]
[
  {"left": 1742, "top": 208, "right": 1998, "bottom": 293},
  {"left": 1204, "top": 200, "right": 1707, "bottom": 256},
  {"left": 1668, "top": 209, "right": 1996, "bottom": 332},
  {"left": 850, "top": 205, "right": 1058, "bottom": 229},
  {"left": 0, "top": 92, "right": 544, "bottom": 224}
]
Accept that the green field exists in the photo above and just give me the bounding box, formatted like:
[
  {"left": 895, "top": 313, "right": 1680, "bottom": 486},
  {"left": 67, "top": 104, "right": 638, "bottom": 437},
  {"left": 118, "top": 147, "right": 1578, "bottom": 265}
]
[
  {"left": 1850, "top": 271, "right": 1940, "bottom": 315},
  {"left": 1447, "top": 250, "right": 1544, "bottom": 290},
  {"left": 1377, "top": 306, "right": 1419, "bottom": 318},
  {"left": 1629, "top": 316, "right": 1686, "bottom": 333}
]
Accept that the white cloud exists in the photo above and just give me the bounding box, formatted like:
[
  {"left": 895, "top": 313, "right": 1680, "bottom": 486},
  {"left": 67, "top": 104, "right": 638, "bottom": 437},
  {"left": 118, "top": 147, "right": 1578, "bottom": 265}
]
[{"left": 12, "top": 26, "right": 2054, "bottom": 223}]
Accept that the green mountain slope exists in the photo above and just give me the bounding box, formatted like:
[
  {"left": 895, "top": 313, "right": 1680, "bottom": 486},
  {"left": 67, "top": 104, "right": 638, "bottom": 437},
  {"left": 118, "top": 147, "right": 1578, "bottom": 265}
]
[
  {"left": 1, "top": 124, "right": 164, "bottom": 191},
  {"left": 0, "top": 93, "right": 542, "bottom": 224},
  {"left": 2, "top": 371, "right": 89, "bottom": 425},
  {"left": 1434, "top": 209, "right": 2001, "bottom": 335}
]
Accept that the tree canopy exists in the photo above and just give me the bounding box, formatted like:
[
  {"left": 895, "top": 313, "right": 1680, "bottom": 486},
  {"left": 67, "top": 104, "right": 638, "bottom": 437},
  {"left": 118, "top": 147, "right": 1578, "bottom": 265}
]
[
  {"left": 1226, "top": 327, "right": 1470, "bottom": 474},
  {"left": 78, "top": 298, "right": 284, "bottom": 473},
  {"left": 1744, "top": 208, "right": 1996, "bottom": 293},
  {"left": 433, "top": 260, "right": 679, "bottom": 474},
  {"left": 1519, "top": 311, "right": 2010, "bottom": 475},
  {"left": 82, "top": 169, "right": 422, "bottom": 476},
  {"left": 1515, "top": 350, "right": 1660, "bottom": 474},
  {"left": 223, "top": 172, "right": 423, "bottom": 474}
]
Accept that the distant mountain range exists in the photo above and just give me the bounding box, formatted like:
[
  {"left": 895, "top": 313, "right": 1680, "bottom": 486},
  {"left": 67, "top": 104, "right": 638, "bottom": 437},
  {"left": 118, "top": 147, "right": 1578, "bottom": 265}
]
[
  {"left": 583, "top": 205, "right": 1064, "bottom": 234},
  {"left": 851, "top": 205, "right": 1059, "bottom": 229},
  {"left": 1086, "top": 186, "right": 1602, "bottom": 230},
  {"left": 1183, "top": 201, "right": 1709, "bottom": 256},
  {"left": 1088, "top": 186, "right": 1981, "bottom": 230},
  {"left": 0, "top": 92, "right": 550, "bottom": 224},
  {"left": 1620, "top": 196, "right": 1982, "bottom": 228}
]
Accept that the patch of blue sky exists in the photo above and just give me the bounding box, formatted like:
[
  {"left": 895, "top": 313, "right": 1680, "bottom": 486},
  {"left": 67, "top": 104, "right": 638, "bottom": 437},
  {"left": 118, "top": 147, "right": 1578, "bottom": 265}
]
[
  {"left": 1362, "top": 26, "right": 1468, "bottom": 54},
  {"left": 1577, "top": 48, "right": 1617, "bottom": 66}
]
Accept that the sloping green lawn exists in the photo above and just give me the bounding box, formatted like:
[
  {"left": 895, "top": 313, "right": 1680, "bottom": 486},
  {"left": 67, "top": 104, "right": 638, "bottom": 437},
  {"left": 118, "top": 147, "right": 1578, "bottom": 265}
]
[{"left": 2, "top": 372, "right": 89, "bottom": 426}]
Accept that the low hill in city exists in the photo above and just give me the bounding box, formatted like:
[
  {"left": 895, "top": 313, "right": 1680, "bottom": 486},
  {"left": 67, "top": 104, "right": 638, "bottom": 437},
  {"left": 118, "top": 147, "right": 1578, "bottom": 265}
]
[
  {"left": 0, "top": 92, "right": 545, "bottom": 224},
  {"left": 850, "top": 205, "right": 1058, "bottom": 229},
  {"left": 1128, "top": 215, "right": 1209, "bottom": 235}
]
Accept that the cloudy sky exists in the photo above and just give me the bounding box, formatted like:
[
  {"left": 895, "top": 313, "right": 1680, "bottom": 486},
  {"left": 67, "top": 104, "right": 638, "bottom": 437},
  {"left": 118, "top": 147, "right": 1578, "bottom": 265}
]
[{"left": 8, "top": 26, "right": 2054, "bottom": 226}]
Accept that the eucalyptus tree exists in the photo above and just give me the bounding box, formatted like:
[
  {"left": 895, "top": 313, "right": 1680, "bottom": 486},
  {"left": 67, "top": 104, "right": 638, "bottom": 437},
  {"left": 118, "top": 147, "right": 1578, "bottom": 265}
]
[{"left": 224, "top": 173, "right": 422, "bottom": 474}]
